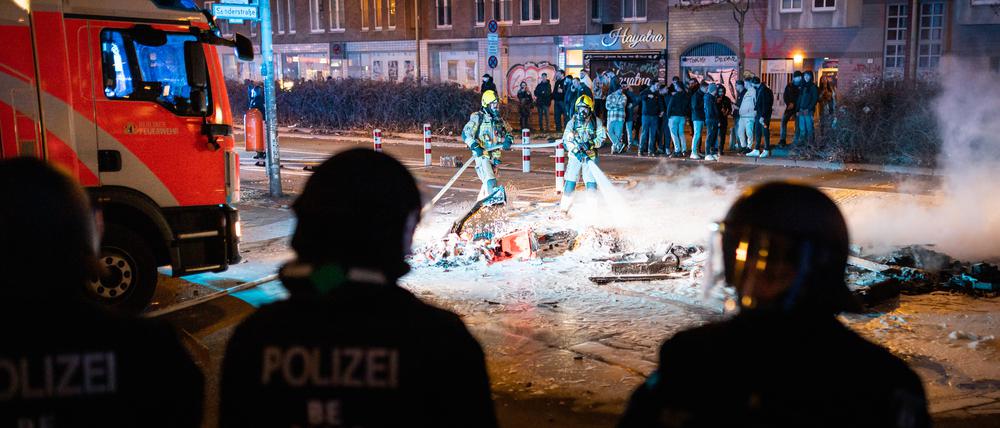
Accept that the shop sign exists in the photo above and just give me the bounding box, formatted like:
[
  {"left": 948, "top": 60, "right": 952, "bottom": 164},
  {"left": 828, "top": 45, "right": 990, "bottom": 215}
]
[
  {"left": 680, "top": 55, "right": 739, "bottom": 67},
  {"left": 586, "top": 23, "right": 666, "bottom": 51}
]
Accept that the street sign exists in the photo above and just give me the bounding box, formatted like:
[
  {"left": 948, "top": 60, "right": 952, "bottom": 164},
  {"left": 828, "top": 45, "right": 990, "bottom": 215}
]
[
  {"left": 488, "top": 55, "right": 498, "bottom": 69},
  {"left": 487, "top": 20, "right": 498, "bottom": 33},
  {"left": 222, "top": 0, "right": 250, "bottom": 22},
  {"left": 211, "top": 3, "right": 259, "bottom": 21}
]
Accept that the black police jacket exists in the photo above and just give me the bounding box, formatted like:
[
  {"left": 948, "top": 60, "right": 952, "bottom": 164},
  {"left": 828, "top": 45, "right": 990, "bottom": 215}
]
[
  {"left": 0, "top": 298, "right": 204, "bottom": 427},
  {"left": 619, "top": 311, "right": 929, "bottom": 428},
  {"left": 220, "top": 270, "right": 498, "bottom": 428}
]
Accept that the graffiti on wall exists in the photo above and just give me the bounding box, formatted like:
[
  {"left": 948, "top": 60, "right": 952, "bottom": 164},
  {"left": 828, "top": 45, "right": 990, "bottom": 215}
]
[
  {"left": 685, "top": 68, "right": 739, "bottom": 102},
  {"left": 506, "top": 61, "right": 557, "bottom": 99}
]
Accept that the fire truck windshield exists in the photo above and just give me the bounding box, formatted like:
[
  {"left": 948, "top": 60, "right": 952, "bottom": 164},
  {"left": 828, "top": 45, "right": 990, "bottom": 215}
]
[{"left": 100, "top": 29, "right": 212, "bottom": 116}]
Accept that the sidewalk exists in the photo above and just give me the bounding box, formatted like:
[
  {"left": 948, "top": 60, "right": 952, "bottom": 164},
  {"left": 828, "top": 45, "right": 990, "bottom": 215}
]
[{"left": 238, "top": 125, "right": 938, "bottom": 177}]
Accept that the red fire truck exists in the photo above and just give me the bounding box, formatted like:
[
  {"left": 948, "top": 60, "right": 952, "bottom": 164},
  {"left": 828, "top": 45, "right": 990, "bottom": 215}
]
[{"left": 1, "top": 0, "right": 253, "bottom": 312}]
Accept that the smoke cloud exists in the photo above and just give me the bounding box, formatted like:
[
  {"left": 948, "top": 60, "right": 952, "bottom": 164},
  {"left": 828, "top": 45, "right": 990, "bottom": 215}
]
[{"left": 842, "top": 59, "right": 1000, "bottom": 261}]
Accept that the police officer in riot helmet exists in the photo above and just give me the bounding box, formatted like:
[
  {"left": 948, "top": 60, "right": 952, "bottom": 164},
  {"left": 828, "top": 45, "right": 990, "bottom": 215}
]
[
  {"left": 619, "top": 182, "right": 929, "bottom": 428},
  {"left": 0, "top": 158, "right": 203, "bottom": 427},
  {"left": 220, "top": 149, "right": 498, "bottom": 428}
]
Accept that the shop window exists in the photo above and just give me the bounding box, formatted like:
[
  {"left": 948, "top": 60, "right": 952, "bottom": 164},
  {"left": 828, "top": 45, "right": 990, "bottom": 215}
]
[
  {"left": 495, "top": 0, "right": 512, "bottom": 24},
  {"left": 310, "top": 0, "right": 324, "bottom": 32},
  {"left": 388, "top": 0, "right": 396, "bottom": 29},
  {"left": 99, "top": 29, "right": 211, "bottom": 117},
  {"left": 591, "top": 0, "right": 600, "bottom": 22},
  {"left": 329, "top": 0, "right": 345, "bottom": 31},
  {"left": 622, "top": 0, "right": 645, "bottom": 21},
  {"left": 812, "top": 0, "right": 835, "bottom": 11},
  {"left": 565, "top": 49, "right": 583, "bottom": 79},
  {"left": 883, "top": 4, "right": 907, "bottom": 75},
  {"left": 437, "top": 0, "right": 452, "bottom": 27},
  {"left": 447, "top": 60, "right": 458, "bottom": 81},
  {"left": 466, "top": 60, "right": 477, "bottom": 82},
  {"left": 287, "top": 0, "right": 296, "bottom": 33},
  {"left": 918, "top": 2, "right": 944, "bottom": 70},
  {"left": 780, "top": 0, "right": 802, "bottom": 12},
  {"left": 361, "top": 0, "right": 369, "bottom": 30},
  {"left": 521, "top": 0, "right": 541, "bottom": 22},
  {"left": 375, "top": 0, "right": 383, "bottom": 29},
  {"left": 550, "top": 0, "right": 559, "bottom": 22}
]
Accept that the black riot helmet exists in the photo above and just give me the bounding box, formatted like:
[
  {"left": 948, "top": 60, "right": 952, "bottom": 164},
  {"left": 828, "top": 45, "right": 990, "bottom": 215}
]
[
  {"left": 290, "top": 149, "right": 422, "bottom": 281},
  {"left": 703, "top": 182, "right": 860, "bottom": 315},
  {"left": 0, "top": 157, "right": 101, "bottom": 302}
]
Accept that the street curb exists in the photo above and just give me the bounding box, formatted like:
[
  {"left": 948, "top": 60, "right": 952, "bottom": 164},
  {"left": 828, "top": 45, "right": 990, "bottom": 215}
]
[{"left": 235, "top": 126, "right": 939, "bottom": 177}]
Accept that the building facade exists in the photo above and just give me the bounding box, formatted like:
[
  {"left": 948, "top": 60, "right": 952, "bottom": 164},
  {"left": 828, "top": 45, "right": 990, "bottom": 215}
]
[{"left": 209, "top": 0, "right": 1000, "bottom": 101}]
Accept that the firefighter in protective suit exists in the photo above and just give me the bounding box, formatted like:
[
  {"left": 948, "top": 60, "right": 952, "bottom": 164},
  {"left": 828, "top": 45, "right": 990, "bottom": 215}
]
[
  {"left": 618, "top": 182, "right": 930, "bottom": 428},
  {"left": 463, "top": 90, "right": 513, "bottom": 199},
  {"left": 560, "top": 94, "right": 606, "bottom": 212}
]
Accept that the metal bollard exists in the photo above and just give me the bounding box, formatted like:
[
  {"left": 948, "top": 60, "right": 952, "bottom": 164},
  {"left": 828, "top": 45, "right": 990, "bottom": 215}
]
[
  {"left": 555, "top": 145, "right": 565, "bottom": 192},
  {"left": 373, "top": 129, "right": 382, "bottom": 152},
  {"left": 423, "top": 123, "right": 432, "bottom": 166},
  {"left": 521, "top": 128, "right": 531, "bottom": 173}
]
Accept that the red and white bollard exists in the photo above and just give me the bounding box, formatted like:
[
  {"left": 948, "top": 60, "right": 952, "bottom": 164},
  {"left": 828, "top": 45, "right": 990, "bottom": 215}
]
[
  {"left": 422, "top": 123, "right": 432, "bottom": 166},
  {"left": 555, "top": 145, "right": 566, "bottom": 192},
  {"left": 373, "top": 129, "right": 383, "bottom": 152},
  {"left": 521, "top": 128, "right": 531, "bottom": 173}
]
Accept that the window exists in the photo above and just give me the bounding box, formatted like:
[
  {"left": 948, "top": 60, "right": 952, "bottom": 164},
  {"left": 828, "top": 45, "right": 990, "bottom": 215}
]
[
  {"left": 329, "top": 0, "right": 345, "bottom": 30},
  {"left": 374, "top": 0, "right": 383, "bottom": 29},
  {"left": 918, "top": 2, "right": 944, "bottom": 70},
  {"left": 495, "top": 0, "right": 512, "bottom": 23},
  {"left": 447, "top": 60, "right": 458, "bottom": 81},
  {"left": 521, "top": 0, "right": 540, "bottom": 22},
  {"left": 622, "top": 0, "right": 645, "bottom": 21},
  {"left": 476, "top": 0, "right": 486, "bottom": 25},
  {"left": 309, "top": 0, "right": 323, "bottom": 32},
  {"left": 884, "top": 4, "right": 908, "bottom": 73},
  {"left": 388, "top": 0, "right": 396, "bottom": 28},
  {"left": 276, "top": 0, "right": 285, "bottom": 33},
  {"left": 287, "top": 0, "right": 296, "bottom": 33},
  {"left": 100, "top": 29, "right": 210, "bottom": 116},
  {"left": 780, "top": 0, "right": 802, "bottom": 12},
  {"left": 591, "top": 0, "right": 600, "bottom": 21},
  {"left": 437, "top": 0, "right": 452, "bottom": 27},
  {"left": 971, "top": 0, "right": 1000, "bottom": 4},
  {"left": 813, "top": 0, "right": 835, "bottom": 11},
  {"left": 550, "top": 0, "right": 559, "bottom": 22},
  {"left": 360, "top": 0, "right": 369, "bottom": 30}
]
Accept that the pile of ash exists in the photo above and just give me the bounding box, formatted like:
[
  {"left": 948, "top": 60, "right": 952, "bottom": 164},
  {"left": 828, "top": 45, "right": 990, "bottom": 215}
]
[{"left": 848, "top": 245, "right": 999, "bottom": 306}]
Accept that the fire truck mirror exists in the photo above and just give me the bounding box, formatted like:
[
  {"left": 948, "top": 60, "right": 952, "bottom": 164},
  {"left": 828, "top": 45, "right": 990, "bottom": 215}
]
[
  {"left": 234, "top": 34, "right": 254, "bottom": 62},
  {"left": 184, "top": 41, "right": 208, "bottom": 89}
]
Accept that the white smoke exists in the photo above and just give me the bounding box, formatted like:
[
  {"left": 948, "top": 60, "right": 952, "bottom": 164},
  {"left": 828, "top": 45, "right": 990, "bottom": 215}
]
[{"left": 842, "top": 59, "right": 1000, "bottom": 261}]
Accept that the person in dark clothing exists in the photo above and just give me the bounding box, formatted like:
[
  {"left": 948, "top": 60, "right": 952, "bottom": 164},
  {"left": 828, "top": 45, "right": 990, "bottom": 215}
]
[
  {"left": 553, "top": 70, "right": 568, "bottom": 132},
  {"left": 796, "top": 70, "right": 819, "bottom": 146},
  {"left": 748, "top": 77, "right": 774, "bottom": 158},
  {"left": 221, "top": 150, "right": 497, "bottom": 428},
  {"left": 480, "top": 73, "right": 497, "bottom": 94},
  {"left": 534, "top": 72, "right": 553, "bottom": 132},
  {"left": 619, "top": 182, "right": 930, "bottom": 428},
  {"left": 517, "top": 81, "right": 534, "bottom": 131},
  {"left": 717, "top": 85, "right": 732, "bottom": 156},
  {"left": 732, "top": 80, "right": 747, "bottom": 153},
  {"left": 0, "top": 158, "right": 204, "bottom": 428},
  {"left": 665, "top": 81, "right": 690, "bottom": 157},
  {"left": 626, "top": 85, "right": 643, "bottom": 151},
  {"left": 689, "top": 81, "right": 708, "bottom": 159},
  {"left": 779, "top": 71, "right": 802, "bottom": 147},
  {"left": 657, "top": 83, "right": 673, "bottom": 155},
  {"left": 248, "top": 81, "right": 267, "bottom": 160},
  {"left": 564, "top": 76, "right": 580, "bottom": 119},
  {"left": 703, "top": 83, "right": 721, "bottom": 161},
  {"left": 638, "top": 83, "right": 663, "bottom": 156}
]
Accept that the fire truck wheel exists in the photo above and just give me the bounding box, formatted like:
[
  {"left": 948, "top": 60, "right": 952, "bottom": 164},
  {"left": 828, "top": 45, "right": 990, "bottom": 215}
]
[{"left": 88, "top": 224, "right": 158, "bottom": 314}]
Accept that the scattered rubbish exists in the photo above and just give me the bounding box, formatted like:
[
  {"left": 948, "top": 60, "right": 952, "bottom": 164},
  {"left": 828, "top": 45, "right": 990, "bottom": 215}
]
[
  {"left": 847, "top": 246, "right": 999, "bottom": 305},
  {"left": 439, "top": 155, "right": 464, "bottom": 168}
]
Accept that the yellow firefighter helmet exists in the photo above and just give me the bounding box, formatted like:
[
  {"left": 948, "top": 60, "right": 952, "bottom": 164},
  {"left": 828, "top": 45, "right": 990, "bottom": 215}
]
[{"left": 481, "top": 90, "right": 499, "bottom": 108}]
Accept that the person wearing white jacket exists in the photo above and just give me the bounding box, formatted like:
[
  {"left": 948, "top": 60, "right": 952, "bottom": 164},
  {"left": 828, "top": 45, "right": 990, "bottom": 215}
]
[{"left": 737, "top": 82, "right": 757, "bottom": 153}]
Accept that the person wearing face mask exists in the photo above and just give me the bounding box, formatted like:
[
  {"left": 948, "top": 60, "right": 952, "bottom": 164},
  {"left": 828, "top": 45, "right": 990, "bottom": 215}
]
[
  {"left": 639, "top": 82, "right": 664, "bottom": 157},
  {"left": 553, "top": 69, "right": 568, "bottom": 132},
  {"left": 796, "top": 70, "right": 819, "bottom": 146},
  {"left": 560, "top": 95, "right": 607, "bottom": 211},
  {"left": 618, "top": 182, "right": 930, "bottom": 428},
  {"left": 665, "top": 80, "right": 690, "bottom": 158},
  {"left": 747, "top": 77, "right": 773, "bottom": 158},
  {"left": 480, "top": 73, "right": 497, "bottom": 94},
  {"left": 736, "top": 79, "right": 757, "bottom": 154},
  {"left": 221, "top": 150, "right": 498, "bottom": 428},
  {"left": 517, "top": 81, "right": 534, "bottom": 132},
  {"left": 462, "top": 90, "right": 514, "bottom": 199},
  {"left": 779, "top": 71, "right": 802, "bottom": 148}
]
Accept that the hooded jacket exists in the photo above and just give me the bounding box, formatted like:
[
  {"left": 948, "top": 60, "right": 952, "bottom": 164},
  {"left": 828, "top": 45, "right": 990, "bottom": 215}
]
[
  {"left": 639, "top": 86, "right": 663, "bottom": 117},
  {"left": 797, "top": 72, "right": 819, "bottom": 114},
  {"left": 480, "top": 74, "right": 497, "bottom": 94},
  {"left": 534, "top": 79, "right": 552, "bottom": 106},
  {"left": 704, "top": 86, "right": 721, "bottom": 121},
  {"left": 666, "top": 87, "right": 691, "bottom": 118},
  {"left": 690, "top": 88, "right": 707, "bottom": 121},
  {"left": 754, "top": 83, "right": 774, "bottom": 121},
  {"left": 739, "top": 86, "right": 758, "bottom": 118}
]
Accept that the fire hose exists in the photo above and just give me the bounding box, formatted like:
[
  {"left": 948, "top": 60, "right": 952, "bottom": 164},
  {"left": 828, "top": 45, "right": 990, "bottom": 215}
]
[{"left": 421, "top": 140, "right": 563, "bottom": 214}]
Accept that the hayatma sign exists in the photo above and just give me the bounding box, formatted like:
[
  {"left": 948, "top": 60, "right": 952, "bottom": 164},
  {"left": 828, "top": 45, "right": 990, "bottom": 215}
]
[{"left": 590, "top": 23, "right": 667, "bottom": 51}]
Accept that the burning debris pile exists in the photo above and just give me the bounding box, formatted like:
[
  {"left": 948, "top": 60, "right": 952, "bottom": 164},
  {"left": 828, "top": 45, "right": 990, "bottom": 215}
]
[{"left": 848, "top": 245, "right": 1000, "bottom": 306}]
